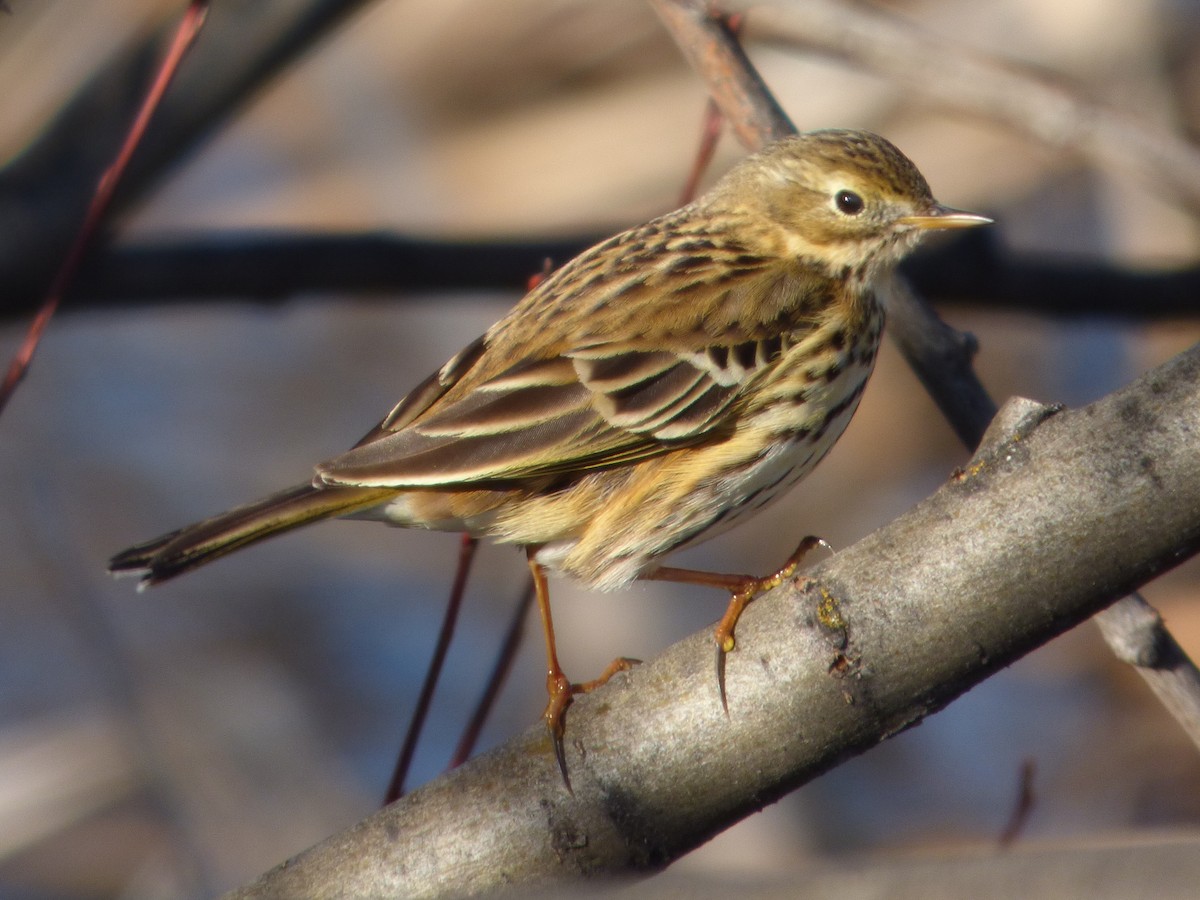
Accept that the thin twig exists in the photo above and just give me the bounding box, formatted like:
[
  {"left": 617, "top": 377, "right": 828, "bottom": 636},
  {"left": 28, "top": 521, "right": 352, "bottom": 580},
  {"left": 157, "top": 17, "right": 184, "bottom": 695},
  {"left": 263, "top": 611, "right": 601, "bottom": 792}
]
[
  {"left": 383, "top": 535, "right": 478, "bottom": 804},
  {"left": 750, "top": 0, "right": 1200, "bottom": 216},
  {"left": 676, "top": 11, "right": 745, "bottom": 205},
  {"left": 998, "top": 758, "right": 1037, "bottom": 848},
  {"left": 447, "top": 578, "right": 535, "bottom": 771},
  {"left": 0, "top": 1, "right": 209, "bottom": 416},
  {"left": 678, "top": 97, "right": 727, "bottom": 206}
]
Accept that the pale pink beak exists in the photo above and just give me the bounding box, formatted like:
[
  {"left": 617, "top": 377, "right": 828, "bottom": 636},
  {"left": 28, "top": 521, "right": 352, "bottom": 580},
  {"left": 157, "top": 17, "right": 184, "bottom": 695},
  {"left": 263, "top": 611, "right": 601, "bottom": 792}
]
[{"left": 898, "top": 204, "right": 992, "bottom": 230}]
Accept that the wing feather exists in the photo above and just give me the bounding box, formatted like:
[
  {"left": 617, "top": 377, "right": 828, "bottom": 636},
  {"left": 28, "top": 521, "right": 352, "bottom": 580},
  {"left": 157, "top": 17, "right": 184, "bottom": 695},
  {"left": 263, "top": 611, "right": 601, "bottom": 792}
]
[
  {"left": 317, "top": 223, "right": 815, "bottom": 489},
  {"left": 317, "top": 332, "right": 790, "bottom": 489}
]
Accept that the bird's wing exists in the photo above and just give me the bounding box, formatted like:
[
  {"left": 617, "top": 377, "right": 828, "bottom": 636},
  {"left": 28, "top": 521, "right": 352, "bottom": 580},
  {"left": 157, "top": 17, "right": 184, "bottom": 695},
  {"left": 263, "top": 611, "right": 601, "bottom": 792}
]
[
  {"left": 317, "top": 307, "right": 807, "bottom": 490},
  {"left": 317, "top": 213, "right": 824, "bottom": 489},
  {"left": 347, "top": 335, "right": 488, "bottom": 448}
]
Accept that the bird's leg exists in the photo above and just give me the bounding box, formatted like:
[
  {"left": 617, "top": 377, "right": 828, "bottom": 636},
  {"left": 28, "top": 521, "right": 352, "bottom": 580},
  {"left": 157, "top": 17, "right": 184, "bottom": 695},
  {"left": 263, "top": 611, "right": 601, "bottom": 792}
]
[
  {"left": 527, "top": 552, "right": 573, "bottom": 788},
  {"left": 645, "top": 536, "right": 828, "bottom": 711},
  {"left": 528, "top": 552, "right": 640, "bottom": 790},
  {"left": 572, "top": 656, "right": 640, "bottom": 693}
]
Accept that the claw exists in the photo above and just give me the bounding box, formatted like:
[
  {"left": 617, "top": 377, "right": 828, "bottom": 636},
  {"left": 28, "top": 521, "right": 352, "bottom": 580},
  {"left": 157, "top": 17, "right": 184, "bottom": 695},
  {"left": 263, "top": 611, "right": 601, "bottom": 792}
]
[
  {"left": 541, "top": 656, "right": 639, "bottom": 791},
  {"left": 548, "top": 720, "right": 572, "bottom": 794},
  {"left": 712, "top": 537, "right": 829, "bottom": 715},
  {"left": 715, "top": 643, "right": 729, "bottom": 715},
  {"left": 543, "top": 669, "right": 575, "bottom": 792},
  {"left": 645, "top": 537, "right": 829, "bottom": 716}
]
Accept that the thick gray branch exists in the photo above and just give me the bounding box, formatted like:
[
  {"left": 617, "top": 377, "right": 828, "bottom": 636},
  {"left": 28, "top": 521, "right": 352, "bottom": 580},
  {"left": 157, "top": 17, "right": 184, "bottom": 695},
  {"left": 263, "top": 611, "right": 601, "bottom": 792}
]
[
  {"left": 226, "top": 343, "right": 1200, "bottom": 898},
  {"left": 1094, "top": 596, "right": 1200, "bottom": 747}
]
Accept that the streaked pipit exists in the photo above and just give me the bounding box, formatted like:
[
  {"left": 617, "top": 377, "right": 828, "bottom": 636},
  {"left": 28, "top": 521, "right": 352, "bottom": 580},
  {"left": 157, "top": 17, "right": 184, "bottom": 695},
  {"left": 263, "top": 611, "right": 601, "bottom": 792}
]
[{"left": 110, "top": 129, "right": 989, "bottom": 781}]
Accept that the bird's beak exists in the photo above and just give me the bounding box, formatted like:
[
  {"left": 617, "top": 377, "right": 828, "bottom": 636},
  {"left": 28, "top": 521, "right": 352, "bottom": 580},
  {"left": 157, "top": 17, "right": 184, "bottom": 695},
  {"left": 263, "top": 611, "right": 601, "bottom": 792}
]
[{"left": 898, "top": 204, "right": 992, "bottom": 230}]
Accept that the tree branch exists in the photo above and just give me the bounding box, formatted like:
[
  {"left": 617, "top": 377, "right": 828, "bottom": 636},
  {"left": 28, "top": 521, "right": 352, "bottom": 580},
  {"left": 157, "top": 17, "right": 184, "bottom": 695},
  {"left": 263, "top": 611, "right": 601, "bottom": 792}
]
[
  {"left": 0, "top": 0, "right": 369, "bottom": 299},
  {"left": 647, "top": 0, "right": 1200, "bottom": 756},
  {"left": 0, "top": 227, "right": 1191, "bottom": 322},
  {"left": 1094, "top": 595, "right": 1200, "bottom": 748},
  {"left": 225, "top": 340, "right": 1200, "bottom": 899},
  {"left": 750, "top": 0, "right": 1200, "bottom": 217}
]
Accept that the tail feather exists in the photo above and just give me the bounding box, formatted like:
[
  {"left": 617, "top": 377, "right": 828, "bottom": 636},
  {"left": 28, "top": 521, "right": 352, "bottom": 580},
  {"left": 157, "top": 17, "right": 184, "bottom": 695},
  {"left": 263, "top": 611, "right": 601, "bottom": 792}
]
[{"left": 109, "top": 483, "right": 396, "bottom": 586}]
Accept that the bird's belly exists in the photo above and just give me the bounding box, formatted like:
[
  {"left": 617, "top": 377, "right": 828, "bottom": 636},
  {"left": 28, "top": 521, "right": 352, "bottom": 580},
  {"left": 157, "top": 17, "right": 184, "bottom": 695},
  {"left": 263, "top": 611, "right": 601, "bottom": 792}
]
[
  {"left": 543, "top": 354, "right": 877, "bottom": 591},
  {"left": 669, "top": 367, "right": 872, "bottom": 550}
]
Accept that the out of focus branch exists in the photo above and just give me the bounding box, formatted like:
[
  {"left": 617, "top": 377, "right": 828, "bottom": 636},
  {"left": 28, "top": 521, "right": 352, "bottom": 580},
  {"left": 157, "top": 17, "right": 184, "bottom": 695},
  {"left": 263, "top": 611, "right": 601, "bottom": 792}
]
[
  {"left": 750, "top": 0, "right": 1200, "bottom": 216},
  {"left": 0, "top": 0, "right": 370, "bottom": 300},
  {"left": 2, "top": 227, "right": 1194, "bottom": 321},
  {"left": 1095, "top": 594, "right": 1200, "bottom": 749},
  {"left": 65, "top": 233, "right": 600, "bottom": 309}
]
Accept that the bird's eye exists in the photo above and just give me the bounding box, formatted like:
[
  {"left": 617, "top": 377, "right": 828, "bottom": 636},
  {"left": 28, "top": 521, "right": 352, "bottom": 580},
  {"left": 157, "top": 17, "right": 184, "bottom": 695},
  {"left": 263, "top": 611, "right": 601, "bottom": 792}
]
[{"left": 834, "top": 189, "right": 864, "bottom": 216}]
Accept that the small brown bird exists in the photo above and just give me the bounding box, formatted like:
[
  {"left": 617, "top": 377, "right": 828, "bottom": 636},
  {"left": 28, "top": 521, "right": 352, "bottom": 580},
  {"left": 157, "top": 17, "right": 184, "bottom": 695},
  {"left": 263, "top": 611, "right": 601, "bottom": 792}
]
[{"left": 110, "top": 129, "right": 988, "bottom": 778}]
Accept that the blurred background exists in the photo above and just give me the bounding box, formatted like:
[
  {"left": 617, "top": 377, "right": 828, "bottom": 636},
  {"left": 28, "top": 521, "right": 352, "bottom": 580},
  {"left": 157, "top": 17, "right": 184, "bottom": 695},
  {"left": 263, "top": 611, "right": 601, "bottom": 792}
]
[{"left": 1, "top": 0, "right": 1198, "bottom": 896}]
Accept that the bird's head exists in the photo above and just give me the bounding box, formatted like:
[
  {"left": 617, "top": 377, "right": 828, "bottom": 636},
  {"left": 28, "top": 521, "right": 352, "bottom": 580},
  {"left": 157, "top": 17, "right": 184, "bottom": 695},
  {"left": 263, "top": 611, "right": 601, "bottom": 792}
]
[{"left": 719, "top": 129, "right": 990, "bottom": 282}]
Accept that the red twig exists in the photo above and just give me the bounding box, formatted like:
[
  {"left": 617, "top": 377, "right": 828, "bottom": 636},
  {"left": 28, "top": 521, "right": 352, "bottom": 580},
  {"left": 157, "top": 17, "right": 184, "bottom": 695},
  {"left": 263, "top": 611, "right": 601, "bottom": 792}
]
[
  {"left": 0, "top": 0, "right": 209, "bottom": 416},
  {"left": 999, "top": 757, "right": 1037, "bottom": 847},
  {"left": 384, "top": 535, "right": 478, "bottom": 804},
  {"left": 677, "top": 11, "right": 743, "bottom": 205},
  {"left": 678, "top": 99, "right": 725, "bottom": 206},
  {"left": 447, "top": 578, "right": 535, "bottom": 771}
]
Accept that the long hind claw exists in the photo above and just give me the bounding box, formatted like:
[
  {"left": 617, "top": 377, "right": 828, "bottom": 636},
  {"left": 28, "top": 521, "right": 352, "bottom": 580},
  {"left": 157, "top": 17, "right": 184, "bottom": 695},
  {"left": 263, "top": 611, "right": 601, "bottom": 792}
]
[
  {"left": 711, "top": 536, "right": 828, "bottom": 711},
  {"left": 542, "top": 657, "right": 642, "bottom": 791},
  {"left": 542, "top": 671, "right": 575, "bottom": 792},
  {"left": 715, "top": 643, "right": 729, "bottom": 715}
]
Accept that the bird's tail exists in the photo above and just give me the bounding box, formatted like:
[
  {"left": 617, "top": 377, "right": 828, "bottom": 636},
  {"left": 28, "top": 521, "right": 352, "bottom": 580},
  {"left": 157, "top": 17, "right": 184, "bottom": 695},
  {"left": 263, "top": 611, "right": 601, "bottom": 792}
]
[{"left": 108, "top": 483, "right": 396, "bottom": 587}]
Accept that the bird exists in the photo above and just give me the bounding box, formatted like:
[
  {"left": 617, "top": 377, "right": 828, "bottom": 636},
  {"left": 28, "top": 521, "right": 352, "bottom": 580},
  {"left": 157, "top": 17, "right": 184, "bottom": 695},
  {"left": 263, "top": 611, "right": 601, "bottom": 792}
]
[{"left": 110, "top": 129, "right": 990, "bottom": 782}]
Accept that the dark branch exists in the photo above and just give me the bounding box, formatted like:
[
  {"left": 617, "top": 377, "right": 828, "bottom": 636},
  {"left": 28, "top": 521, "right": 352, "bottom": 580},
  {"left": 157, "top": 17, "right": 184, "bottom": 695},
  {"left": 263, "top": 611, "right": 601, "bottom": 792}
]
[
  {"left": 0, "top": 1, "right": 370, "bottom": 303},
  {"left": 65, "top": 233, "right": 599, "bottom": 309},
  {"left": 0, "top": 227, "right": 1189, "bottom": 323}
]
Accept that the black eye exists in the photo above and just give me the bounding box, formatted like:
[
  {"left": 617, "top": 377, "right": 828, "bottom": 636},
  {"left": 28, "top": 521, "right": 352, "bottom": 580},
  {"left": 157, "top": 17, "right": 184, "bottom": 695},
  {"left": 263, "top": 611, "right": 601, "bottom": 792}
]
[{"left": 835, "top": 189, "right": 864, "bottom": 216}]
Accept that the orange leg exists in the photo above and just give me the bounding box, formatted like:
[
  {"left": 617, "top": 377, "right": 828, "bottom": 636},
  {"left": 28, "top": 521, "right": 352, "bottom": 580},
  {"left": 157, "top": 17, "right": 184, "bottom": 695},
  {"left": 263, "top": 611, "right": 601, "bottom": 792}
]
[
  {"left": 574, "top": 656, "right": 640, "bottom": 693},
  {"left": 527, "top": 553, "right": 572, "bottom": 785},
  {"left": 527, "top": 550, "right": 639, "bottom": 789},
  {"left": 645, "top": 536, "right": 828, "bottom": 711}
]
